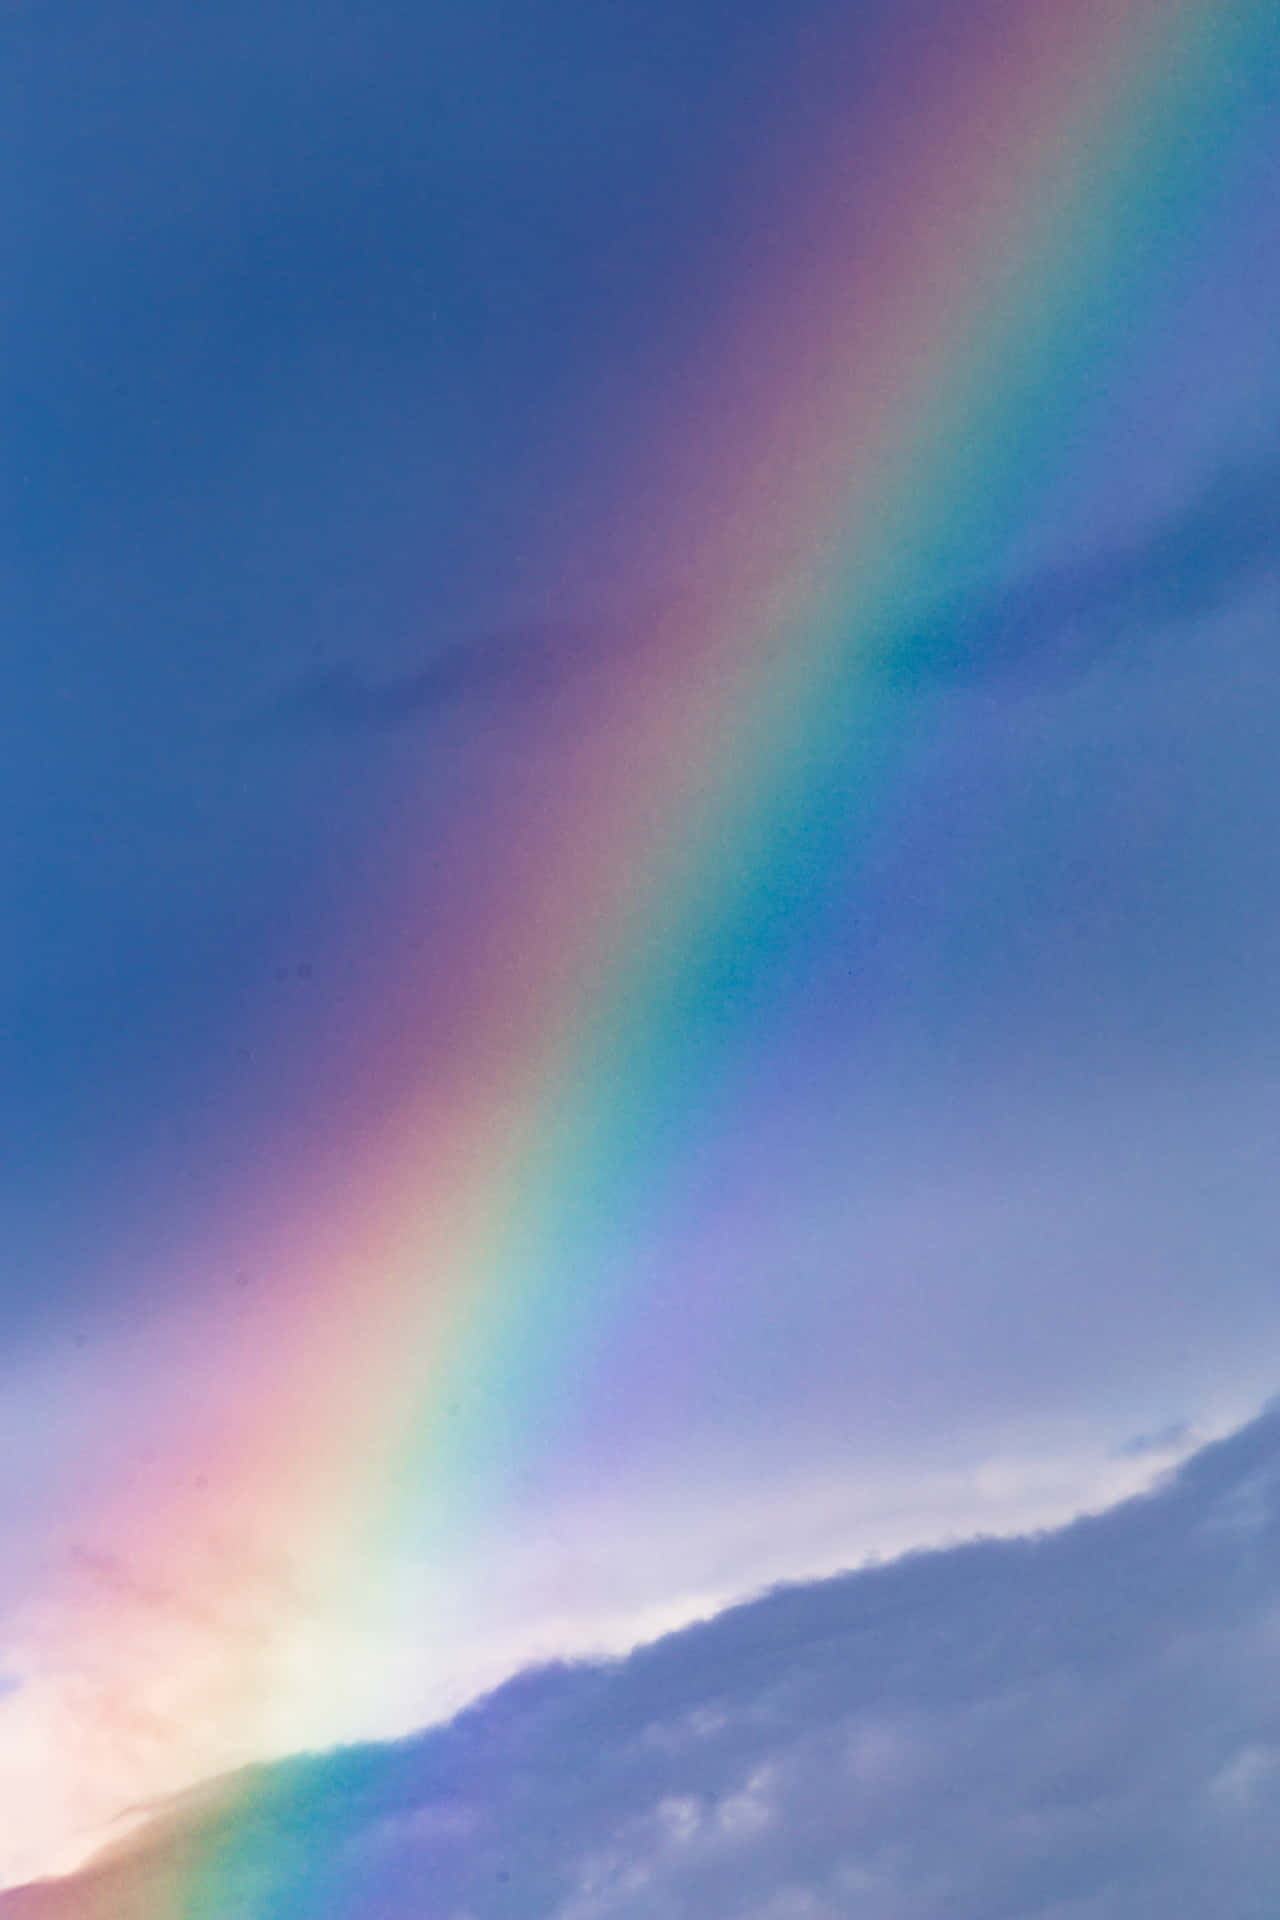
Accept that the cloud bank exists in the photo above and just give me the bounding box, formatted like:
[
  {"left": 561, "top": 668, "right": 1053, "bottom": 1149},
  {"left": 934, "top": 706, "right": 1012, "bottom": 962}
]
[{"left": 5, "top": 1405, "right": 1278, "bottom": 1919}]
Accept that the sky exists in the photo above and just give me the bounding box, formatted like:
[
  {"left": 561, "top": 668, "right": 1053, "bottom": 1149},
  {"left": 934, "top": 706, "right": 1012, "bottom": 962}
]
[{"left": 3, "top": 0, "right": 1280, "bottom": 1901}]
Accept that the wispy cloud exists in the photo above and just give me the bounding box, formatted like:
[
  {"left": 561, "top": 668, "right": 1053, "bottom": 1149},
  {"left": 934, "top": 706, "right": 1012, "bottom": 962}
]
[
  {"left": 255, "top": 446, "right": 1280, "bottom": 749},
  {"left": 888, "top": 445, "right": 1280, "bottom": 690},
  {"left": 254, "top": 607, "right": 663, "bottom": 741},
  {"left": 7, "top": 1404, "right": 1278, "bottom": 1919}
]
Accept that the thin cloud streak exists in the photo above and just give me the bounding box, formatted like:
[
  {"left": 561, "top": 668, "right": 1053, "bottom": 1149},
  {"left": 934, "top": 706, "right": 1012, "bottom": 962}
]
[
  {"left": 887, "top": 444, "right": 1280, "bottom": 690},
  {"left": 253, "top": 444, "right": 1280, "bottom": 748}
]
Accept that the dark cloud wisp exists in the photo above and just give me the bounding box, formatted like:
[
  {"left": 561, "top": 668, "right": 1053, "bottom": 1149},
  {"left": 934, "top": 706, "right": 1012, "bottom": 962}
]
[
  {"left": 256, "top": 444, "right": 1280, "bottom": 750},
  {"left": 257, "top": 623, "right": 589, "bottom": 739},
  {"left": 886, "top": 445, "right": 1280, "bottom": 691}
]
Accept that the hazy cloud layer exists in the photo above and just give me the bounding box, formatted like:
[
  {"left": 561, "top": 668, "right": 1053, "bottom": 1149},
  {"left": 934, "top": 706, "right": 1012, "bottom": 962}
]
[{"left": 6, "top": 1406, "right": 1278, "bottom": 1920}]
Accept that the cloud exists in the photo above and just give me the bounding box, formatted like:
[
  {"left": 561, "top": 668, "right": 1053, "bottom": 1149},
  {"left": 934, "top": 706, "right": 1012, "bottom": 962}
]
[
  {"left": 258, "top": 633, "right": 561, "bottom": 739},
  {"left": 6, "top": 1403, "right": 1279, "bottom": 1919},
  {"left": 254, "top": 606, "right": 668, "bottom": 741},
  {"left": 256, "top": 444, "right": 1280, "bottom": 749},
  {"left": 1111, "top": 1420, "right": 1198, "bottom": 1460},
  {"left": 884, "top": 444, "right": 1280, "bottom": 691}
]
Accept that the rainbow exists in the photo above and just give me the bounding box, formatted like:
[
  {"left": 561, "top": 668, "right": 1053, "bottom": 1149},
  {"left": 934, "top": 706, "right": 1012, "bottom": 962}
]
[{"left": 12, "top": 0, "right": 1278, "bottom": 1909}]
